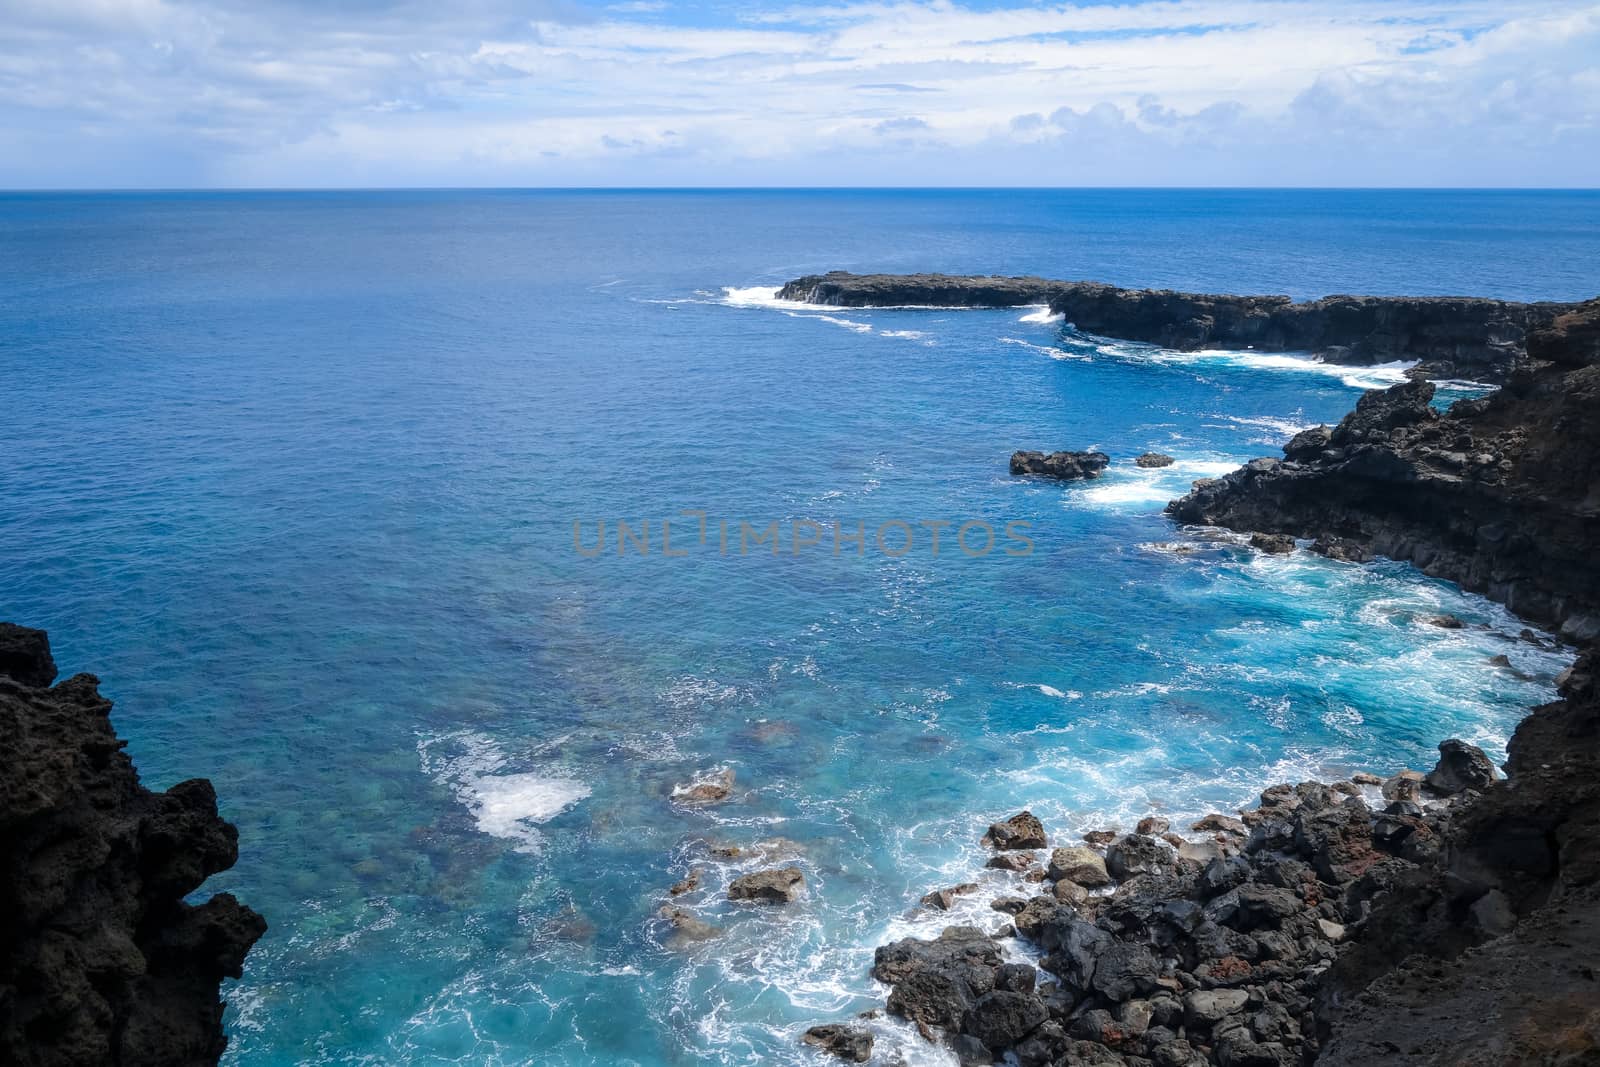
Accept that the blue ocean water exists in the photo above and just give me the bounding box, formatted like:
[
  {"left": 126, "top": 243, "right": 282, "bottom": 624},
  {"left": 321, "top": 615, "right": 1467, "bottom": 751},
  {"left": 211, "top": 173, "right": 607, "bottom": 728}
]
[{"left": 1, "top": 189, "right": 1595, "bottom": 1066}]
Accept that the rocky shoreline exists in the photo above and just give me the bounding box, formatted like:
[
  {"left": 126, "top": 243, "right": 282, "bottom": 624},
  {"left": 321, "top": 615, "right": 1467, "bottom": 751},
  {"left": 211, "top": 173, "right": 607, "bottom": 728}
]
[
  {"left": 1169, "top": 298, "right": 1600, "bottom": 643},
  {"left": 776, "top": 272, "right": 1582, "bottom": 381},
  {"left": 0, "top": 625, "right": 264, "bottom": 1066},
  {"left": 795, "top": 296, "right": 1600, "bottom": 1063},
  {"left": 799, "top": 651, "right": 1597, "bottom": 1067}
]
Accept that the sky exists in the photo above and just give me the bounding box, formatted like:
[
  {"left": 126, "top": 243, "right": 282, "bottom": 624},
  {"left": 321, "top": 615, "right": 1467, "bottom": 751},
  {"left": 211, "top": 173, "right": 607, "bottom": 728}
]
[{"left": 0, "top": 0, "right": 1597, "bottom": 187}]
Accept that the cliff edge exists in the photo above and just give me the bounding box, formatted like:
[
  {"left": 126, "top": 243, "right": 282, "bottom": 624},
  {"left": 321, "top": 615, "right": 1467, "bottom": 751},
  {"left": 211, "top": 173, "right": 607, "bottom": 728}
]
[{"left": 0, "top": 624, "right": 265, "bottom": 1066}]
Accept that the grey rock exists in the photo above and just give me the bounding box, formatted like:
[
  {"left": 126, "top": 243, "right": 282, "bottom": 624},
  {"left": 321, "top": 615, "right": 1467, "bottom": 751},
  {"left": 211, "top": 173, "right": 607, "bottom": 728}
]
[{"left": 728, "top": 867, "right": 804, "bottom": 903}]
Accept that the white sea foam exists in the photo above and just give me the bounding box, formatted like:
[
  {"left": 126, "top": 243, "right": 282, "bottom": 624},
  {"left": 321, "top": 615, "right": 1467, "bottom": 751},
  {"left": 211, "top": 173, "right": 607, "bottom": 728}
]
[
  {"left": 416, "top": 730, "right": 590, "bottom": 853},
  {"left": 1077, "top": 456, "right": 1239, "bottom": 511},
  {"left": 1214, "top": 413, "right": 1316, "bottom": 440},
  {"left": 1018, "top": 304, "right": 1064, "bottom": 324},
  {"left": 720, "top": 285, "right": 816, "bottom": 311},
  {"left": 467, "top": 774, "right": 590, "bottom": 846},
  {"left": 812, "top": 313, "right": 874, "bottom": 333},
  {"left": 999, "top": 336, "right": 1088, "bottom": 360},
  {"left": 1188, "top": 350, "right": 1417, "bottom": 390}
]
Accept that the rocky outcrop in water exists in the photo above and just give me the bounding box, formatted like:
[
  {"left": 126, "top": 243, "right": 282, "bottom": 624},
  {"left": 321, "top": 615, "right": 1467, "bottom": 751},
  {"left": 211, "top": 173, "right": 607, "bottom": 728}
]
[
  {"left": 776, "top": 272, "right": 1582, "bottom": 380},
  {"left": 1011, "top": 451, "right": 1112, "bottom": 480},
  {"left": 0, "top": 624, "right": 264, "bottom": 1067},
  {"left": 1169, "top": 297, "right": 1600, "bottom": 643}
]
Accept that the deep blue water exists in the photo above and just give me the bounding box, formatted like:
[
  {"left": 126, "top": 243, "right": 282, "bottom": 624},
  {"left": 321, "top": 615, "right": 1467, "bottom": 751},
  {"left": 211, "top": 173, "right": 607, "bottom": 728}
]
[{"left": 2, "top": 189, "right": 1595, "bottom": 1066}]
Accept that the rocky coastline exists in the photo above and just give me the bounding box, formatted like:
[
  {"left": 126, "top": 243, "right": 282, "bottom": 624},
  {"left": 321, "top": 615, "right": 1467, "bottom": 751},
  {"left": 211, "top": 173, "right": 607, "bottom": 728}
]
[
  {"left": 799, "top": 654, "right": 1598, "bottom": 1066},
  {"left": 1168, "top": 298, "right": 1600, "bottom": 643},
  {"left": 0, "top": 624, "right": 264, "bottom": 1066},
  {"left": 795, "top": 297, "right": 1600, "bottom": 1063},
  {"left": 776, "top": 272, "right": 1581, "bottom": 381}
]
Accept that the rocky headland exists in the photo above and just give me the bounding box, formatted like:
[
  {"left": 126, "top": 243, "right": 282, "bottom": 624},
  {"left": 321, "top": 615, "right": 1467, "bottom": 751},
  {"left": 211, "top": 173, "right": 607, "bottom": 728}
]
[
  {"left": 0, "top": 624, "right": 264, "bottom": 1066},
  {"left": 796, "top": 298, "right": 1599, "bottom": 1064},
  {"left": 776, "top": 272, "right": 1582, "bottom": 381},
  {"left": 1169, "top": 298, "right": 1600, "bottom": 643}
]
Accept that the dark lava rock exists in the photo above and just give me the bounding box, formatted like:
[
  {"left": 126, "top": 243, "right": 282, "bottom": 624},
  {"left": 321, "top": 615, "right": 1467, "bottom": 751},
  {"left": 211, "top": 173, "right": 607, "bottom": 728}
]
[
  {"left": 1426, "top": 613, "right": 1466, "bottom": 629},
  {"left": 0, "top": 625, "right": 265, "bottom": 1067},
  {"left": 778, "top": 272, "right": 1574, "bottom": 381},
  {"left": 0, "top": 623, "right": 57, "bottom": 688},
  {"left": 1249, "top": 533, "right": 1296, "bottom": 554},
  {"left": 963, "top": 990, "right": 1049, "bottom": 1050},
  {"left": 922, "top": 882, "right": 980, "bottom": 910},
  {"left": 987, "top": 850, "right": 1035, "bottom": 871},
  {"left": 876, "top": 927, "right": 1001, "bottom": 1033},
  {"left": 1136, "top": 452, "right": 1176, "bottom": 468},
  {"left": 1423, "top": 738, "right": 1499, "bottom": 796},
  {"left": 1169, "top": 304, "right": 1600, "bottom": 642},
  {"left": 801, "top": 1023, "right": 873, "bottom": 1062},
  {"left": 1106, "top": 834, "right": 1171, "bottom": 880},
  {"left": 985, "top": 810, "right": 1048, "bottom": 850},
  {"left": 728, "top": 866, "right": 804, "bottom": 903},
  {"left": 1010, "top": 450, "right": 1112, "bottom": 480},
  {"left": 1310, "top": 534, "right": 1374, "bottom": 563}
]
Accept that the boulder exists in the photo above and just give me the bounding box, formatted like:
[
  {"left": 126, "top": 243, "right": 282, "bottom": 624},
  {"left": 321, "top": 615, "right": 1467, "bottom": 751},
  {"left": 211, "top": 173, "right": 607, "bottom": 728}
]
[
  {"left": 987, "top": 851, "right": 1035, "bottom": 872},
  {"left": 985, "top": 810, "right": 1048, "bottom": 850},
  {"left": 728, "top": 867, "right": 804, "bottom": 903},
  {"left": 962, "top": 990, "right": 1049, "bottom": 1050},
  {"left": 801, "top": 1024, "right": 873, "bottom": 1063},
  {"left": 1381, "top": 770, "right": 1424, "bottom": 804},
  {"left": 1423, "top": 739, "right": 1498, "bottom": 796},
  {"left": 880, "top": 929, "right": 1001, "bottom": 1032},
  {"left": 922, "top": 883, "right": 979, "bottom": 911},
  {"left": 1193, "top": 813, "right": 1248, "bottom": 837},
  {"left": 1136, "top": 452, "right": 1176, "bottom": 468},
  {"left": 1090, "top": 941, "right": 1161, "bottom": 1002},
  {"left": 1137, "top": 816, "right": 1171, "bottom": 836},
  {"left": 1310, "top": 534, "right": 1375, "bottom": 563},
  {"left": 1250, "top": 533, "right": 1296, "bottom": 554},
  {"left": 1183, "top": 988, "right": 1250, "bottom": 1029},
  {"left": 1048, "top": 846, "right": 1112, "bottom": 887},
  {"left": 1106, "top": 834, "right": 1171, "bottom": 880}
]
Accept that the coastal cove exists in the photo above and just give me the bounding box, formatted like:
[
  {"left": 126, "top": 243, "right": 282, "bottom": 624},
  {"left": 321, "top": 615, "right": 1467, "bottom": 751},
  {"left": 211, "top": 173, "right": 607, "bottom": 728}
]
[{"left": 2, "top": 189, "right": 1597, "bottom": 1066}]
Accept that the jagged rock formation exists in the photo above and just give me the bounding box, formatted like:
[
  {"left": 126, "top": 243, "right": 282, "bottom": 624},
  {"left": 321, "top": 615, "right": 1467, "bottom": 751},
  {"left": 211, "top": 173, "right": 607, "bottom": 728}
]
[
  {"left": 1011, "top": 450, "right": 1112, "bottom": 480},
  {"left": 776, "top": 272, "right": 1582, "bottom": 380},
  {"left": 1169, "top": 297, "right": 1600, "bottom": 642},
  {"left": 1314, "top": 648, "right": 1600, "bottom": 1064},
  {"left": 0, "top": 624, "right": 264, "bottom": 1067},
  {"left": 850, "top": 742, "right": 1503, "bottom": 1067}
]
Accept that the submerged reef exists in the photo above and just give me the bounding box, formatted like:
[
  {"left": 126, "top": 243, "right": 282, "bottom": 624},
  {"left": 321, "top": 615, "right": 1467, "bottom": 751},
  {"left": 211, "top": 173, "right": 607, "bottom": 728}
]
[
  {"left": 0, "top": 624, "right": 264, "bottom": 1066},
  {"left": 777, "top": 272, "right": 1582, "bottom": 382}
]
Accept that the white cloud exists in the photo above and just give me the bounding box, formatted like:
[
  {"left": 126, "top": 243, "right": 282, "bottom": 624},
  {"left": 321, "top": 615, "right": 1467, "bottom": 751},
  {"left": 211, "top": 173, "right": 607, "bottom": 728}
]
[{"left": 0, "top": 0, "right": 1595, "bottom": 185}]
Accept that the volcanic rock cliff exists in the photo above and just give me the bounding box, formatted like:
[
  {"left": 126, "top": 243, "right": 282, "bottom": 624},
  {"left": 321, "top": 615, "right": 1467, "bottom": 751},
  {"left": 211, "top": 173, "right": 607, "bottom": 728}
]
[
  {"left": 1169, "top": 297, "right": 1600, "bottom": 643},
  {"left": 777, "top": 272, "right": 1580, "bottom": 381},
  {"left": 0, "top": 624, "right": 264, "bottom": 1066}
]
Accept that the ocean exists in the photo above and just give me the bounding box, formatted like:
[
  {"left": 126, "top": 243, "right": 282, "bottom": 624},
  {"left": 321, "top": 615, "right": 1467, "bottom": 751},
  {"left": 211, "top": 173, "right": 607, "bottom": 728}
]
[{"left": 2, "top": 188, "right": 1596, "bottom": 1065}]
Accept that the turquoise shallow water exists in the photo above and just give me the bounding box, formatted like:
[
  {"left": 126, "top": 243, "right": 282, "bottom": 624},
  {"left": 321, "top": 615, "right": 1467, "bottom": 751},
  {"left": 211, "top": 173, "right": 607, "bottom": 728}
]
[{"left": 1, "top": 190, "right": 1594, "bottom": 1065}]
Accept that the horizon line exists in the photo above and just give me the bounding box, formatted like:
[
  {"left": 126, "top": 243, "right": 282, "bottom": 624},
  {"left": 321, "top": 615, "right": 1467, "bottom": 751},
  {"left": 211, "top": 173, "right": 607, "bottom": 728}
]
[{"left": 3, "top": 185, "right": 1599, "bottom": 195}]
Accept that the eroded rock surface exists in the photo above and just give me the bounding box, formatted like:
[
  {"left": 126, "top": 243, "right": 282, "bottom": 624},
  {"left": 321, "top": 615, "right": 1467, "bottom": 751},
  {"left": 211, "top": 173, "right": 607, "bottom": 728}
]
[{"left": 0, "top": 625, "right": 265, "bottom": 1067}]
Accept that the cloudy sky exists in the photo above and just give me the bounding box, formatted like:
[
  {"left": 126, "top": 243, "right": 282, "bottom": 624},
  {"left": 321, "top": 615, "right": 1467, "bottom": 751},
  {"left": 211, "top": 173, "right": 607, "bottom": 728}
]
[{"left": 1, "top": 0, "right": 1597, "bottom": 187}]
